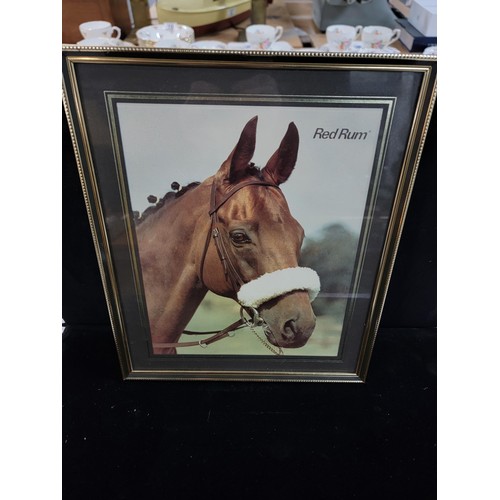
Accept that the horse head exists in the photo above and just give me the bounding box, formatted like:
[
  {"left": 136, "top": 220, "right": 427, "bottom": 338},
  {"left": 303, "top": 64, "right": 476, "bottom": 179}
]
[{"left": 200, "top": 116, "right": 320, "bottom": 349}]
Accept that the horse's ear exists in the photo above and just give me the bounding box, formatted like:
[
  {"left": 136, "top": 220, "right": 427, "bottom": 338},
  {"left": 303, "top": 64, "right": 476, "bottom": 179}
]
[
  {"left": 262, "top": 122, "right": 299, "bottom": 185},
  {"left": 218, "top": 116, "right": 257, "bottom": 183}
]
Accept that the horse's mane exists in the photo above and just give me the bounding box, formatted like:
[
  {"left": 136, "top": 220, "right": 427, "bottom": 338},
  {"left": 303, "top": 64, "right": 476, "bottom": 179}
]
[
  {"left": 133, "top": 181, "right": 201, "bottom": 225},
  {"left": 133, "top": 164, "right": 265, "bottom": 225}
]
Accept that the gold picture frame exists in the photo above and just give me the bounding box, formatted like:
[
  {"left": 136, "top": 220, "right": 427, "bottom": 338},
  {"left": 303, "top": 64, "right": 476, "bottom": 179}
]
[{"left": 62, "top": 46, "right": 436, "bottom": 381}]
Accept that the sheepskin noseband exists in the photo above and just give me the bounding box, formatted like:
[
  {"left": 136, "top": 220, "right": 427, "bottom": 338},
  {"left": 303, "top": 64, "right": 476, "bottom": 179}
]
[{"left": 237, "top": 267, "right": 321, "bottom": 309}]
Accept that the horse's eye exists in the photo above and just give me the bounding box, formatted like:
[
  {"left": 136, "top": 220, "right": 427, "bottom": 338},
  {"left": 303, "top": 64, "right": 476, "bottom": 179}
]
[{"left": 229, "top": 230, "right": 251, "bottom": 245}]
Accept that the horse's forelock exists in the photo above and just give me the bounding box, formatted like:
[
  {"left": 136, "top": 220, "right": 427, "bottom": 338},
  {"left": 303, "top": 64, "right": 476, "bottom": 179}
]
[
  {"left": 224, "top": 163, "right": 264, "bottom": 185},
  {"left": 246, "top": 163, "right": 263, "bottom": 179}
]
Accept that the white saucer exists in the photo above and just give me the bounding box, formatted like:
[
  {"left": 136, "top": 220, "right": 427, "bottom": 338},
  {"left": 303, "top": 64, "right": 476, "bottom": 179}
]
[
  {"left": 294, "top": 48, "right": 320, "bottom": 52},
  {"left": 190, "top": 40, "right": 227, "bottom": 50},
  {"left": 77, "top": 38, "right": 135, "bottom": 47},
  {"left": 320, "top": 41, "right": 400, "bottom": 54},
  {"left": 116, "top": 40, "right": 135, "bottom": 47},
  {"left": 226, "top": 42, "right": 253, "bottom": 50},
  {"left": 268, "top": 41, "right": 294, "bottom": 51}
]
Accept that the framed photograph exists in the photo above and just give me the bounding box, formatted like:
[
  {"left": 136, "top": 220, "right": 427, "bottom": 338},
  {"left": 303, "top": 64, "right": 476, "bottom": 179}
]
[{"left": 62, "top": 47, "right": 436, "bottom": 382}]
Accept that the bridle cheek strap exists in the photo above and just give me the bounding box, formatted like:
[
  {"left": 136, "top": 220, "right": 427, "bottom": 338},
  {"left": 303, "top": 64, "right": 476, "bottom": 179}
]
[{"left": 237, "top": 267, "right": 321, "bottom": 309}]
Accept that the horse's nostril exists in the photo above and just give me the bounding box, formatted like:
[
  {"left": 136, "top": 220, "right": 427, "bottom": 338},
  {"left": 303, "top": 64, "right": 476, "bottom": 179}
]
[{"left": 283, "top": 319, "right": 297, "bottom": 340}]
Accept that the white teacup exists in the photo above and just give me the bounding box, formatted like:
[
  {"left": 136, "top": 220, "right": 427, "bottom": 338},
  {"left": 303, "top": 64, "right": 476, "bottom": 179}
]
[
  {"left": 190, "top": 40, "right": 227, "bottom": 50},
  {"left": 246, "top": 24, "right": 284, "bottom": 50},
  {"left": 79, "top": 20, "right": 121, "bottom": 39},
  {"left": 361, "top": 26, "right": 401, "bottom": 49},
  {"left": 326, "top": 24, "right": 362, "bottom": 51},
  {"left": 136, "top": 23, "right": 195, "bottom": 47}
]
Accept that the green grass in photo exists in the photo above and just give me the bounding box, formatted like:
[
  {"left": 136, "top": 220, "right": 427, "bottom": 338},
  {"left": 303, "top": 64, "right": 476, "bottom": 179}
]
[{"left": 177, "top": 292, "right": 342, "bottom": 356}]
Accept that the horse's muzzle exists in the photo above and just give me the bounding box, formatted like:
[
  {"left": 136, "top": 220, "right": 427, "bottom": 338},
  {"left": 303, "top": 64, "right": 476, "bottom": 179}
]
[
  {"left": 237, "top": 267, "right": 320, "bottom": 350},
  {"left": 256, "top": 289, "right": 317, "bottom": 349}
]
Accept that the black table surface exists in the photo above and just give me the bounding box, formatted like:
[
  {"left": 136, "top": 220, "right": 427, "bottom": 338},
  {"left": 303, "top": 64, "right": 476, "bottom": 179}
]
[{"left": 63, "top": 325, "right": 436, "bottom": 499}]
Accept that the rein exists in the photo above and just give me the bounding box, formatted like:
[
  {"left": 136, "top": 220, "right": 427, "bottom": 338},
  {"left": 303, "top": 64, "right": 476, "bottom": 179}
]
[{"left": 153, "top": 309, "right": 246, "bottom": 350}]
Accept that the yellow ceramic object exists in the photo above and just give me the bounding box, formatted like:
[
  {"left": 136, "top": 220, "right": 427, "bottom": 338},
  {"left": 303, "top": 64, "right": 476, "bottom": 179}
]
[{"left": 157, "top": 0, "right": 251, "bottom": 34}]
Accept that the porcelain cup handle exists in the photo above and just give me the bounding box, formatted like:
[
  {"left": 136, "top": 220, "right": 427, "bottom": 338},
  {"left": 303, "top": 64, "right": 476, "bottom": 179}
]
[
  {"left": 111, "top": 26, "right": 121, "bottom": 39},
  {"left": 389, "top": 28, "right": 401, "bottom": 44},
  {"left": 274, "top": 26, "right": 283, "bottom": 41},
  {"left": 354, "top": 25, "right": 362, "bottom": 39}
]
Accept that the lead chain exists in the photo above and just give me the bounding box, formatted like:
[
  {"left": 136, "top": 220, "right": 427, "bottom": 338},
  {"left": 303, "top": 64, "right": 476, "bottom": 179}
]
[
  {"left": 249, "top": 323, "right": 284, "bottom": 356},
  {"left": 240, "top": 306, "right": 284, "bottom": 356}
]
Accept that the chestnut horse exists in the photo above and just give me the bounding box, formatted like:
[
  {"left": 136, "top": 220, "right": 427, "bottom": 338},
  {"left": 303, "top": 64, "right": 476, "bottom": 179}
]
[{"left": 135, "top": 116, "right": 320, "bottom": 354}]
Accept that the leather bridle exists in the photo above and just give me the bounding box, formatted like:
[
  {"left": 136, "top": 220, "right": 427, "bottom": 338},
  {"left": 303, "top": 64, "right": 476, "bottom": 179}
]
[
  {"left": 152, "top": 177, "right": 281, "bottom": 352},
  {"left": 200, "top": 177, "right": 280, "bottom": 292}
]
